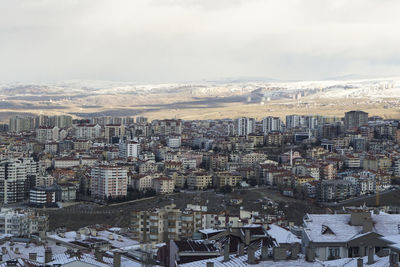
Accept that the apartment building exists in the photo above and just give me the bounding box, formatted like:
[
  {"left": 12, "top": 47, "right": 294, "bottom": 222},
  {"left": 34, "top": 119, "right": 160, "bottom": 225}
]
[
  {"left": 119, "top": 141, "right": 140, "bottom": 158},
  {"left": 36, "top": 126, "right": 59, "bottom": 143},
  {"left": 246, "top": 134, "right": 264, "bottom": 147},
  {"left": 131, "top": 174, "right": 153, "bottom": 191},
  {"left": 187, "top": 171, "right": 212, "bottom": 190},
  {"left": 235, "top": 117, "right": 255, "bottom": 136},
  {"left": 362, "top": 154, "right": 391, "bottom": 172},
  {"left": 104, "top": 124, "right": 125, "bottom": 143},
  {"left": 320, "top": 163, "right": 337, "bottom": 180},
  {"left": 131, "top": 204, "right": 182, "bottom": 243},
  {"left": 9, "top": 116, "right": 35, "bottom": 133},
  {"left": 241, "top": 152, "right": 268, "bottom": 164},
  {"left": 131, "top": 204, "right": 202, "bottom": 243},
  {"left": 152, "top": 119, "right": 182, "bottom": 136},
  {"left": 262, "top": 116, "right": 282, "bottom": 133},
  {"left": 215, "top": 171, "right": 242, "bottom": 187},
  {"left": 318, "top": 179, "right": 358, "bottom": 202},
  {"left": 208, "top": 154, "right": 228, "bottom": 171},
  {"left": 344, "top": 154, "right": 361, "bottom": 168},
  {"left": 75, "top": 124, "right": 102, "bottom": 140},
  {"left": 171, "top": 171, "right": 188, "bottom": 188},
  {"left": 53, "top": 157, "right": 80, "bottom": 169},
  {"left": 344, "top": 110, "right": 368, "bottom": 130},
  {"left": 167, "top": 136, "right": 181, "bottom": 148},
  {"left": 138, "top": 161, "right": 157, "bottom": 174},
  {"left": 266, "top": 132, "right": 283, "bottom": 146},
  {"left": 0, "top": 208, "right": 49, "bottom": 236},
  {"left": 0, "top": 158, "right": 38, "bottom": 204},
  {"left": 152, "top": 177, "right": 175, "bottom": 194},
  {"left": 90, "top": 165, "right": 128, "bottom": 199}
]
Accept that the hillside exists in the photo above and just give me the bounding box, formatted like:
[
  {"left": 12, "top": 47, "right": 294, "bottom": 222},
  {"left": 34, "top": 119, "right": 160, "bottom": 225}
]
[{"left": 0, "top": 78, "right": 399, "bottom": 121}]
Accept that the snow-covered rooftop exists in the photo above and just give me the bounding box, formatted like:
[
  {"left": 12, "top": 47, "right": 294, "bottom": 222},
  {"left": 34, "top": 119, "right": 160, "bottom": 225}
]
[
  {"left": 267, "top": 224, "right": 301, "bottom": 244},
  {"left": 0, "top": 241, "right": 67, "bottom": 263},
  {"left": 48, "top": 230, "right": 138, "bottom": 249},
  {"left": 381, "top": 234, "right": 400, "bottom": 251},
  {"left": 304, "top": 213, "right": 400, "bottom": 243},
  {"left": 199, "top": 229, "right": 224, "bottom": 235},
  {"left": 180, "top": 254, "right": 390, "bottom": 267},
  {"left": 47, "top": 252, "right": 142, "bottom": 267}
]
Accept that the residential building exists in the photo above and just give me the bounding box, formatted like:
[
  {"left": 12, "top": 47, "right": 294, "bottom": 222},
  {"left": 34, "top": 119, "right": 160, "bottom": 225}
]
[
  {"left": 0, "top": 158, "right": 38, "bottom": 204},
  {"left": 152, "top": 177, "right": 175, "bottom": 194},
  {"left": 75, "top": 124, "right": 102, "bottom": 140},
  {"left": 119, "top": 141, "right": 140, "bottom": 158},
  {"left": 235, "top": 117, "right": 255, "bottom": 136},
  {"left": 105, "top": 124, "right": 125, "bottom": 143},
  {"left": 262, "top": 116, "right": 282, "bottom": 133},
  {"left": 302, "top": 210, "right": 400, "bottom": 261},
  {"left": 344, "top": 110, "right": 368, "bottom": 130},
  {"left": 187, "top": 171, "right": 212, "bottom": 190},
  {"left": 131, "top": 174, "right": 153, "bottom": 191},
  {"left": 90, "top": 165, "right": 128, "bottom": 199},
  {"left": 215, "top": 171, "right": 242, "bottom": 187}
]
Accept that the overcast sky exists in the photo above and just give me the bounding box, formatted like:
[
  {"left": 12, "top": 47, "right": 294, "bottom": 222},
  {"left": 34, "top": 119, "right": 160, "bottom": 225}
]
[{"left": 1, "top": 0, "right": 400, "bottom": 83}]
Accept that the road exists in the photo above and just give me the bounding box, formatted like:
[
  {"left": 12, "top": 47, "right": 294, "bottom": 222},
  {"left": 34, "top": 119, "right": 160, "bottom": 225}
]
[{"left": 319, "top": 189, "right": 399, "bottom": 207}]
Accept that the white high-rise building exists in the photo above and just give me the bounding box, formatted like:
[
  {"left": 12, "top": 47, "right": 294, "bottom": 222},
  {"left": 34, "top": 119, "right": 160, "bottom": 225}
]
[
  {"left": 286, "top": 115, "right": 318, "bottom": 130},
  {"left": 0, "top": 158, "right": 38, "bottom": 204},
  {"left": 236, "top": 117, "right": 255, "bottom": 136},
  {"left": 286, "top": 115, "right": 302, "bottom": 129},
  {"left": 119, "top": 141, "right": 140, "bottom": 158},
  {"left": 91, "top": 165, "right": 128, "bottom": 199},
  {"left": 9, "top": 116, "right": 35, "bottom": 133},
  {"left": 262, "top": 117, "right": 282, "bottom": 133},
  {"left": 53, "top": 115, "right": 72, "bottom": 128}
]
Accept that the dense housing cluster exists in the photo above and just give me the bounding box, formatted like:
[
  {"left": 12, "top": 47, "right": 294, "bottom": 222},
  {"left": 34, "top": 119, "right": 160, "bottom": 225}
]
[{"left": 0, "top": 111, "right": 399, "bottom": 266}]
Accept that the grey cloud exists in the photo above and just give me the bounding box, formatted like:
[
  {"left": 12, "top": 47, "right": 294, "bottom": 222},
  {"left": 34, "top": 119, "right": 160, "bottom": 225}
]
[{"left": 0, "top": 0, "right": 399, "bottom": 83}]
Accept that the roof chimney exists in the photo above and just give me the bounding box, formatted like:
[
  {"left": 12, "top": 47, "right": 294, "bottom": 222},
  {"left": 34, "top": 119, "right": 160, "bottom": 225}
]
[
  {"left": 245, "top": 229, "right": 251, "bottom": 246},
  {"left": 261, "top": 241, "right": 268, "bottom": 260},
  {"left": 113, "top": 252, "right": 121, "bottom": 267},
  {"left": 223, "top": 242, "right": 230, "bottom": 262},
  {"left": 95, "top": 249, "right": 103, "bottom": 262},
  {"left": 389, "top": 251, "right": 399, "bottom": 267},
  {"left": 248, "top": 245, "right": 256, "bottom": 264},
  {"left": 29, "top": 253, "right": 37, "bottom": 261},
  {"left": 237, "top": 241, "right": 244, "bottom": 256},
  {"left": 45, "top": 247, "right": 52, "bottom": 263},
  {"left": 368, "top": 246, "right": 374, "bottom": 264},
  {"left": 362, "top": 220, "right": 373, "bottom": 233},
  {"left": 357, "top": 258, "right": 363, "bottom": 267},
  {"left": 350, "top": 211, "right": 371, "bottom": 226}
]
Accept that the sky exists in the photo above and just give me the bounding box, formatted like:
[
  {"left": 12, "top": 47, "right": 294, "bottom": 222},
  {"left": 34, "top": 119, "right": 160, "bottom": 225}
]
[{"left": 1, "top": 0, "right": 400, "bottom": 83}]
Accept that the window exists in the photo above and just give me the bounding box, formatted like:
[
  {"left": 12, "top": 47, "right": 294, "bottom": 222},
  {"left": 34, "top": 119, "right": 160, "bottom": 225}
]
[{"left": 328, "top": 247, "right": 340, "bottom": 258}]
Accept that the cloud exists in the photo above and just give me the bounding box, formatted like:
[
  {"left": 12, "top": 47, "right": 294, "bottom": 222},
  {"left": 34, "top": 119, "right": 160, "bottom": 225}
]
[{"left": 0, "top": 0, "right": 400, "bottom": 82}]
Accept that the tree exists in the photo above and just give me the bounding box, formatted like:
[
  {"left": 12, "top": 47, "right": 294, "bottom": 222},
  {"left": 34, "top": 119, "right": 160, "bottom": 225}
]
[
  {"left": 220, "top": 184, "right": 232, "bottom": 194},
  {"left": 248, "top": 179, "right": 258, "bottom": 187},
  {"left": 144, "top": 188, "right": 156, "bottom": 197}
]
